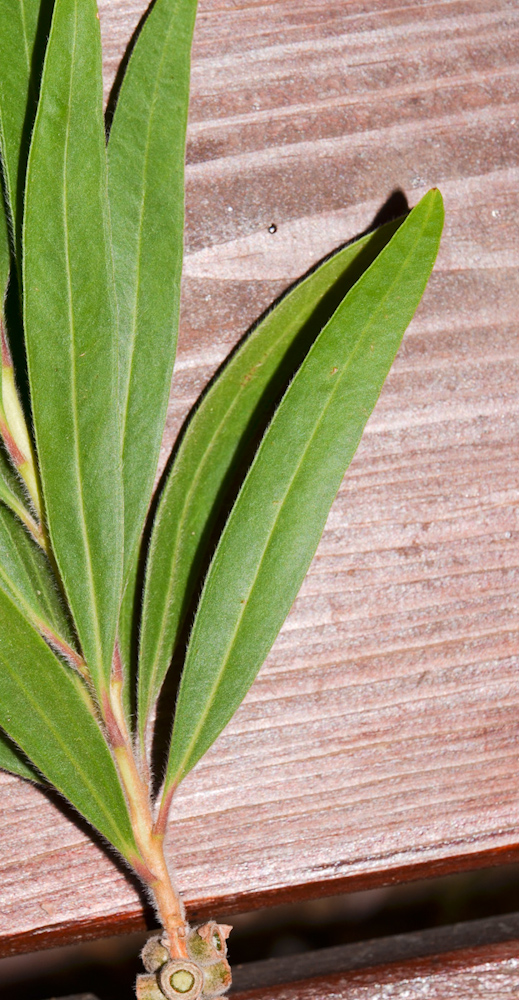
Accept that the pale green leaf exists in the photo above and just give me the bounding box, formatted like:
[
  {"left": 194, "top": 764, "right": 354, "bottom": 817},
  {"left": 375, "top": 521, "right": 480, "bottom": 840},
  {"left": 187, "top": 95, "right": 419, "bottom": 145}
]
[
  {"left": 0, "top": 0, "right": 49, "bottom": 250},
  {"left": 138, "top": 219, "right": 401, "bottom": 745},
  {"left": 108, "top": 0, "right": 198, "bottom": 715},
  {"left": 0, "top": 587, "right": 139, "bottom": 859},
  {"left": 0, "top": 439, "right": 42, "bottom": 539},
  {"left": 108, "top": 0, "right": 198, "bottom": 580},
  {"left": 0, "top": 502, "right": 73, "bottom": 644},
  {"left": 0, "top": 182, "right": 8, "bottom": 297},
  {"left": 23, "top": 0, "right": 123, "bottom": 692},
  {"left": 0, "top": 728, "right": 41, "bottom": 782},
  {"left": 0, "top": 190, "right": 42, "bottom": 546},
  {"left": 164, "top": 189, "right": 444, "bottom": 788}
]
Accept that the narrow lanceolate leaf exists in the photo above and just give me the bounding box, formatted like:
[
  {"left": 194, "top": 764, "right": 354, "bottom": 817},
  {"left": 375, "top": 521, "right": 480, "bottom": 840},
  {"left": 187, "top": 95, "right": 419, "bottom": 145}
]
[
  {"left": 0, "top": 0, "right": 48, "bottom": 249},
  {"left": 164, "top": 190, "right": 444, "bottom": 788},
  {"left": 138, "top": 219, "right": 401, "bottom": 746},
  {"left": 23, "top": 0, "right": 123, "bottom": 692},
  {"left": 0, "top": 589, "right": 139, "bottom": 859},
  {"left": 108, "top": 0, "right": 198, "bottom": 579},
  {"left": 0, "top": 503, "right": 73, "bottom": 646},
  {"left": 0, "top": 729, "right": 41, "bottom": 782}
]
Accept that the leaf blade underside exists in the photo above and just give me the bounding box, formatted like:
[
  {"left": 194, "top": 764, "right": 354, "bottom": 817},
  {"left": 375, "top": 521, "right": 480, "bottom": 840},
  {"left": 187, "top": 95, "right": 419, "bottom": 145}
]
[
  {"left": 23, "top": 0, "right": 123, "bottom": 692},
  {"left": 164, "top": 189, "right": 444, "bottom": 788},
  {"left": 108, "top": 0, "right": 198, "bottom": 718},
  {"left": 0, "top": 0, "right": 44, "bottom": 250},
  {"left": 0, "top": 178, "right": 8, "bottom": 296},
  {"left": 138, "top": 220, "right": 402, "bottom": 746},
  {"left": 0, "top": 449, "right": 41, "bottom": 541},
  {"left": 0, "top": 587, "right": 138, "bottom": 858},
  {"left": 108, "top": 0, "right": 198, "bottom": 576},
  {"left": 0, "top": 502, "right": 73, "bottom": 643},
  {"left": 0, "top": 728, "right": 41, "bottom": 782}
]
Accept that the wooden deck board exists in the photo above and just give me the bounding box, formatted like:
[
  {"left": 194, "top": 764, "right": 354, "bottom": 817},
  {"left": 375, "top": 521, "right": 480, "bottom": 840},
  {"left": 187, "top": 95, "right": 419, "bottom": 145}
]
[
  {"left": 232, "top": 941, "right": 519, "bottom": 1000},
  {"left": 1, "top": 0, "right": 519, "bottom": 956}
]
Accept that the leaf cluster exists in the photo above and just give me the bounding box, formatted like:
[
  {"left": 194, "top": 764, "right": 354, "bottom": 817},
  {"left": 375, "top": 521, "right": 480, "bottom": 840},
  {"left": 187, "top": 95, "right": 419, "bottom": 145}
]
[{"left": 0, "top": 0, "right": 443, "bottom": 879}]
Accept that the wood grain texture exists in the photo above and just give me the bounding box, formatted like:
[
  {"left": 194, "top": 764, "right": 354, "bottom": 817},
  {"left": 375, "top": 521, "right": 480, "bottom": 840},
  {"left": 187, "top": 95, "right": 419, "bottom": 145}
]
[
  {"left": 233, "top": 940, "right": 519, "bottom": 1000},
  {"left": 1, "top": 0, "right": 519, "bottom": 956}
]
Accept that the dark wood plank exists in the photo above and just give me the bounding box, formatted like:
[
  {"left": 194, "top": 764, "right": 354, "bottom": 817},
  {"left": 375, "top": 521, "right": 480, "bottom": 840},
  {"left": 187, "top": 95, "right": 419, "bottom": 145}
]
[
  {"left": 231, "top": 911, "right": 519, "bottom": 991},
  {"left": 1, "top": 0, "right": 519, "bottom": 955},
  {"left": 43, "top": 914, "right": 519, "bottom": 999},
  {"left": 233, "top": 940, "right": 519, "bottom": 1000}
]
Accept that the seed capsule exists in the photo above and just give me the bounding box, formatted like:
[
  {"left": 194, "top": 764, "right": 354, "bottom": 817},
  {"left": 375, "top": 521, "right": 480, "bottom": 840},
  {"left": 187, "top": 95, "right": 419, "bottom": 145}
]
[
  {"left": 187, "top": 922, "right": 231, "bottom": 967},
  {"left": 136, "top": 973, "right": 166, "bottom": 1000},
  {"left": 159, "top": 959, "right": 204, "bottom": 1000},
  {"left": 141, "top": 934, "right": 170, "bottom": 973},
  {"left": 202, "top": 959, "right": 232, "bottom": 998}
]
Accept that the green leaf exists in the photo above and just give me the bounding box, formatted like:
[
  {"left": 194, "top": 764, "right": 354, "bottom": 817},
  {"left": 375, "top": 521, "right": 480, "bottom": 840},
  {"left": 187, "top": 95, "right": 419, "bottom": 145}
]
[
  {"left": 0, "top": 728, "right": 41, "bottom": 782},
  {"left": 23, "top": 0, "right": 123, "bottom": 692},
  {"left": 108, "top": 0, "right": 197, "bottom": 566},
  {"left": 138, "top": 219, "right": 402, "bottom": 745},
  {"left": 0, "top": 439, "right": 42, "bottom": 539},
  {"left": 0, "top": 502, "right": 73, "bottom": 644},
  {"left": 163, "top": 189, "right": 444, "bottom": 787},
  {"left": 0, "top": 0, "right": 50, "bottom": 252},
  {"left": 0, "top": 187, "right": 34, "bottom": 530},
  {"left": 0, "top": 183, "right": 8, "bottom": 298},
  {"left": 0, "top": 587, "right": 139, "bottom": 859},
  {"left": 107, "top": 0, "right": 198, "bottom": 696}
]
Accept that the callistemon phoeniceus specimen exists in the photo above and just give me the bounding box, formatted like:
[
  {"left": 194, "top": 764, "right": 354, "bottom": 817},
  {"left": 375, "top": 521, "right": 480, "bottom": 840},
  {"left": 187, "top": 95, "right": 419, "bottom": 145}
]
[{"left": 0, "top": 0, "right": 443, "bottom": 994}]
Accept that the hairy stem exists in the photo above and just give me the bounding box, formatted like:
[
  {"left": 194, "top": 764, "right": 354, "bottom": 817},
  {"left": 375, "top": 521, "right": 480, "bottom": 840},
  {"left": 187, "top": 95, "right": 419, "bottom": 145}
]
[{"left": 106, "top": 654, "right": 188, "bottom": 958}]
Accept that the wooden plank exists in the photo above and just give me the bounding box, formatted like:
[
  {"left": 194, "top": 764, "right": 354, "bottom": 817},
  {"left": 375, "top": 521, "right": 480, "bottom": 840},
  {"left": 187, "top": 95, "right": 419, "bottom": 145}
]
[
  {"left": 231, "top": 911, "right": 519, "bottom": 991},
  {"left": 1, "top": 0, "right": 519, "bottom": 955},
  {"left": 233, "top": 940, "right": 519, "bottom": 1000},
  {"left": 48, "top": 918, "right": 519, "bottom": 999},
  {"left": 43, "top": 914, "right": 519, "bottom": 1000}
]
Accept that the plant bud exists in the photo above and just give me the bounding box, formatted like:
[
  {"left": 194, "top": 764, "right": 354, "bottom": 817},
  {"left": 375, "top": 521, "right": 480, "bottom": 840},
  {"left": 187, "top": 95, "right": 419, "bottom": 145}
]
[
  {"left": 159, "top": 959, "right": 204, "bottom": 1000},
  {"left": 141, "top": 934, "right": 171, "bottom": 973},
  {"left": 187, "top": 922, "right": 231, "bottom": 966}
]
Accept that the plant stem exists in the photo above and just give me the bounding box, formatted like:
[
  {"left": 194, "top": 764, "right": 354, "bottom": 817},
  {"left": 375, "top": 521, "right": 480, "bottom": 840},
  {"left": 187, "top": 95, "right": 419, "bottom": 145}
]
[{"left": 106, "top": 657, "right": 188, "bottom": 958}]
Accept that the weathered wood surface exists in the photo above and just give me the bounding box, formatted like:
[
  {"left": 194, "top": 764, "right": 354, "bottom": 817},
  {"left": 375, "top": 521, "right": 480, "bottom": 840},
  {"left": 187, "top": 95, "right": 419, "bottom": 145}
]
[
  {"left": 1, "top": 0, "right": 519, "bottom": 956},
  {"left": 233, "top": 940, "right": 519, "bottom": 1000}
]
